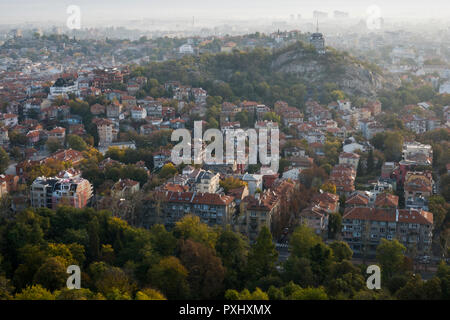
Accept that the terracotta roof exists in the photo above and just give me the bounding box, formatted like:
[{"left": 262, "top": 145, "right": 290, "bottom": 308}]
[
  {"left": 161, "top": 191, "right": 234, "bottom": 206},
  {"left": 49, "top": 127, "right": 66, "bottom": 134},
  {"left": 343, "top": 207, "right": 433, "bottom": 225},
  {"left": 375, "top": 193, "right": 399, "bottom": 208},
  {"left": 404, "top": 172, "right": 433, "bottom": 193},
  {"left": 346, "top": 192, "right": 370, "bottom": 206},
  {"left": 162, "top": 183, "right": 189, "bottom": 193},
  {"left": 244, "top": 191, "right": 279, "bottom": 211},
  {"left": 93, "top": 118, "right": 114, "bottom": 126},
  {"left": 312, "top": 192, "right": 339, "bottom": 212},
  {"left": 113, "top": 179, "right": 139, "bottom": 191},
  {"left": 227, "top": 186, "right": 247, "bottom": 199},
  {"left": 300, "top": 205, "right": 328, "bottom": 218},
  {"left": 49, "top": 149, "right": 84, "bottom": 164},
  {"left": 339, "top": 152, "right": 360, "bottom": 159}
]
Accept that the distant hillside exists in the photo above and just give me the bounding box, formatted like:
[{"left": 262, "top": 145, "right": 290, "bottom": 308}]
[
  {"left": 134, "top": 41, "right": 399, "bottom": 106},
  {"left": 271, "top": 41, "right": 398, "bottom": 97}
]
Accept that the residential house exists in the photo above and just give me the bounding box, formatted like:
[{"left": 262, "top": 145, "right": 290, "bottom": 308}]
[
  {"left": 30, "top": 176, "right": 93, "bottom": 209},
  {"left": 339, "top": 152, "right": 360, "bottom": 170},
  {"left": 111, "top": 179, "right": 140, "bottom": 198}
]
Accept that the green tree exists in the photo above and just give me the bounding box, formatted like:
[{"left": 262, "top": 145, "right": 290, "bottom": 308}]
[
  {"left": 67, "top": 134, "right": 88, "bottom": 151},
  {"left": 395, "top": 274, "right": 425, "bottom": 300},
  {"left": 0, "top": 146, "right": 9, "bottom": 173},
  {"left": 330, "top": 241, "right": 353, "bottom": 262},
  {"left": 147, "top": 256, "right": 190, "bottom": 300},
  {"left": 135, "top": 288, "right": 166, "bottom": 300},
  {"left": 246, "top": 227, "right": 278, "bottom": 282},
  {"left": 263, "top": 112, "right": 281, "bottom": 123},
  {"left": 289, "top": 224, "right": 321, "bottom": 259},
  {"left": 173, "top": 215, "right": 218, "bottom": 249},
  {"left": 328, "top": 213, "right": 342, "bottom": 239},
  {"left": 158, "top": 163, "right": 177, "bottom": 179},
  {"left": 224, "top": 287, "right": 269, "bottom": 300},
  {"left": 290, "top": 286, "right": 328, "bottom": 300},
  {"left": 216, "top": 228, "right": 249, "bottom": 290},
  {"left": 220, "top": 177, "right": 246, "bottom": 193},
  {"left": 15, "top": 284, "right": 55, "bottom": 300},
  {"left": 33, "top": 256, "right": 68, "bottom": 291},
  {"left": 376, "top": 239, "right": 406, "bottom": 280},
  {"left": 46, "top": 138, "right": 63, "bottom": 153},
  {"left": 309, "top": 243, "right": 333, "bottom": 285},
  {"left": 149, "top": 224, "right": 177, "bottom": 257},
  {"left": 321, "top": 182, "right": 336, "bottom": 194},
  {"left": 0, "top": 275, "right": 14, "bottom": 300},
  {"left": 367, "top": 149, "right": 375, "bottom": 173},
  {"left": 95, "top": 266, "right": 135, "bottom": 299},
  {"left": 282, "top": 256, "right": 314, "bottom": 287},
  {"left": 55, "top": 288, "right": 102, "bottom": 300}
]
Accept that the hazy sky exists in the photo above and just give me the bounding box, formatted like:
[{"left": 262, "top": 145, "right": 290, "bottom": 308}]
[{"left": 1, "top": 0, "right": 449, "bottom": 25}]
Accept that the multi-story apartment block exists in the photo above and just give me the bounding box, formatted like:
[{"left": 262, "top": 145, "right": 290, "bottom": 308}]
[
  {"left": 30, "top": 176, "right": 93, "bottom": 209},
  {"left": 0, "top": 113, "right": 18, "bottom": 127},
  {"left": 193, "top": 170, "right": 220, "bottom": 194},
  {"left": 49, "top": 77, "right": 79, "bottom": 100},
  {"left": 299, "top": 204, "right": 330, "bottom": 235},
  {"left": 94, "top": 118, "right": 117, "bottom": 147},
  {"left": 93, "top": 68, "right": 123, "bottom": 89},
  {"left": 402, "top": 142, "right": 433, "bottom": 166},
  {"left": 47, "top": 126, "right": 66, "bottom": 143},
  {"left": 106, "top": 103, "right": 122, "bottom": 119},
  {"left": 329, "top": 164, "right": 356, "bottom": 196},
  {"left": 342, "top": 205, "right": 433, "bottom": 256},
  {"left": 242, "top": 173, "right": 263, "bottom": 196},
  {"left": 131, "top": 106, "right": 147, "bottom": 120},
  {"left": 404, "top": 171, "right": 433, "bottom": 211},
  {"left": 240, "top": 190, "right": 280, "bottom": 242},
  {"left": 111, "top": 179, "right": 140, "bottom": 198},
  {"left": 147, "top": 191, "right": 236, "bottom": 229},
  {"left": 339, "top": 152, "right": 360, "bottom": 170}
]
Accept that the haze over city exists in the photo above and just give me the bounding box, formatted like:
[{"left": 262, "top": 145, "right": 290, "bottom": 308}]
[{"left": 1, "top": 0, "right": 450, "bottom": 26}]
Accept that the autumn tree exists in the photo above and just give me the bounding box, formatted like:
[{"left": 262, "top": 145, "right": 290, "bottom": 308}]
[
  {"left": 220, "top": 177, "right": 246, "bottom": 193},
  {"left": 135, "top": 288, "right": 166, "bottom": 300},
  {"left": 173, "top": 215, "right": 218, "bottom": 249},
  {"left": 225, "top": 287, "right": 269, "bottom": 300},
  {"left": 147, "top": 256, "right": 190, "bottom": 300},
  {"left": 180, "top": 239, "right": 225, "bottom": 299},
  {"left": 95, "top": 266, "right": 136, "bottom": 299},
  {"left": 14, "top": 284, "right": 55, "bottom": 300},
  {"left": 320, "top": 182, "right": 336, "bottom": 194},
  {"left": 158, "top": 163, "right": 177, "bottom": 179}
]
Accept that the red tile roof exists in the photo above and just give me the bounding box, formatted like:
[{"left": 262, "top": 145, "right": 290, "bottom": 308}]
[{"left": 375, "top": 193, "right": 399, "bottom": 208}]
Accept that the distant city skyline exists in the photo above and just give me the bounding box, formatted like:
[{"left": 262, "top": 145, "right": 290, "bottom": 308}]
[{"left": 1, "top": 0, "right": 450, "bottom": 26}]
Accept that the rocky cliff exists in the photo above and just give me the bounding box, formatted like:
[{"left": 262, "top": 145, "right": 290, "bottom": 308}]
[{"left": 271, "top": 42, "right": 398, "bottom": 97}]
